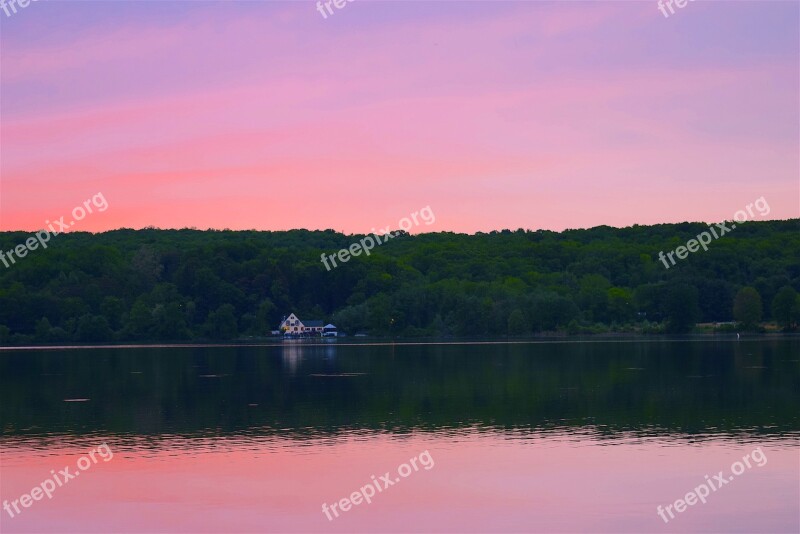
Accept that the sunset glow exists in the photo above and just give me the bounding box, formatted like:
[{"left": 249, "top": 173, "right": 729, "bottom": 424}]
[{"left": 2, "top": 1, "right": 797, "bottom": 233}]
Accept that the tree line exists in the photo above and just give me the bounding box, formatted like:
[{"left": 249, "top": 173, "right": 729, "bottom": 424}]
[{"left": 0, "top": 219, "right": 798, "bottom": 344}]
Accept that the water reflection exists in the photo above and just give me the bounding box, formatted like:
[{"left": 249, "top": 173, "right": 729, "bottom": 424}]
[
  {"left": 1, "top": 339, "right": 798, "bottom": 442},
  {"left": 1, "top": 340, "right": 798, "bottom": 533},
  {"left": 1, "top": 429, "right": 798, "bottom": 533}
]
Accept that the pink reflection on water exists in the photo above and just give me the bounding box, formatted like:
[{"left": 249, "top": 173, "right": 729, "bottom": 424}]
[{"left": 1, "top": 431, "right": 798, "bottom": 533}]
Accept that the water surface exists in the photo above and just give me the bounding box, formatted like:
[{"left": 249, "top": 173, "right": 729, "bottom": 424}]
[{"left": 1, "top": 339, "right": 798, "bottom": 532}]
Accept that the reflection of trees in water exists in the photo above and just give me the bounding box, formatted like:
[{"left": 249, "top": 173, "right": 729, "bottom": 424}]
[{"left": 1, "top": 340, "right": 798, "bottom": 439}]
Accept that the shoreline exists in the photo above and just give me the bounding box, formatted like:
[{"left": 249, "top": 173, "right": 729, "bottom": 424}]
[{"left": 1, "top": 333, "right": 798, "bottom": 351}]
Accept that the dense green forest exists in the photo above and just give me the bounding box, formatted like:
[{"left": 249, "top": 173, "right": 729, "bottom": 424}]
[{"left": 1, "top": 219, "right": 799, "bottom": 344}]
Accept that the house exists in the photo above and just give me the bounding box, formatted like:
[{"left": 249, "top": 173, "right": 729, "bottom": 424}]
[
  {"left": 279, "top": 313, "right": 333, "bottom": 337},
  {"left": 322, "top": 324, "right": 338, "bottom": 338},
  {"left": 303, "top": 320, "right": 325, "bottom": 333}
]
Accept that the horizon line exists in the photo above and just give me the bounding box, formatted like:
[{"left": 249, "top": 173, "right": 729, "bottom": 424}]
[{"left": 0, "top": 217, "right": 797, "bottom": 237}]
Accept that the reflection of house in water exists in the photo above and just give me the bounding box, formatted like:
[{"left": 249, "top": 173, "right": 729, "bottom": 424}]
[
  {"left": 281, "top": 342, "right": 304, "bottom": 374},
  {"left": 280, "top": 342, "right": 338, "bottom": 374}
]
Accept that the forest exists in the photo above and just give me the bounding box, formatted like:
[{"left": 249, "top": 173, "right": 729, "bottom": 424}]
[{"left": 0, "top": 219, "right": 799, "bottom": 344}]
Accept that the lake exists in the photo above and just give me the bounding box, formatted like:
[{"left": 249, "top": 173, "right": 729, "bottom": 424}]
[{"left": 1, "top": 338, "right": 798, "bottom": 533}]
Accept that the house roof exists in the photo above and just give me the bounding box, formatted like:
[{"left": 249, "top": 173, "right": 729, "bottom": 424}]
[
  {"left": 324, "top": 324, "right": 337, "bottom": 329},
  {"left": 303, "top": 320, "right": 324, "bottom": 327}
]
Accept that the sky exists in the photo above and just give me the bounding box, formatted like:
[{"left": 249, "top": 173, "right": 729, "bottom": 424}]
[{"left": 0, "top": 0, "right": 798, "bottom": 234}]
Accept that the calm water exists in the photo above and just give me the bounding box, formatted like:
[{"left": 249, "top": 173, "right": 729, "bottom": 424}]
[{"left": 1, "top": 339, "right": 798, "bottom": 533}]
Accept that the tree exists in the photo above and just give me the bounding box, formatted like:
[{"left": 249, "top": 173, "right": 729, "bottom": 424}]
[
  {"left": 0, "top": 325, "right": 10, "bottom": 345},
  {"left": 663, "top": 282, "right": 699, "bottom": 333},
  {"left": 1, "top": 220, "right": 799, "bottom": 343},
  {"left": 578, "top": 274, "right": 610, "bottom": 322},
  {"left": 152, "top": 303, "right": 190, "bottom": 340},
  {"left": 76, "top": 314, "right": 113, "bottom": 342},
  {"left": 696, "top": 279, "right": 734, "bottom": 322},
  {"left": 507, "top": 309, "right": 528, "bottom": 335},
  {"left": 771, "top": 286, "right": 799, "bottom": 330},
  {"left": 733, "top": 287, "right": 763, "bottom": 330},
  {"left": 204, "top": 304, "right": 238, "bottom": 340},
  {"left": 607, "top": 287, "right": 634, "bottom": 323},
  {"left": 131, "top": 245, "right": 163, "bottom": 289},
  {"left": 332, "top": 302, "right": 370, "bottom": 335},
  {"left": 256, "top": 298, "right": 277, "bottom": 333},
  {"left": 100, "top": 297, "right": 126, "bottom": 331},
  {"left": 127, "top": 299, "right": 153, "bottom": 338},
  {"left": 35, "top": 317, "right": 53, "bottom": 341}
]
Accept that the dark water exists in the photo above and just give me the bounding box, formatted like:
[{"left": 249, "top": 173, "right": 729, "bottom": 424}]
[{"left": 1, "top": 338, "right": 798, "bottom": 532}]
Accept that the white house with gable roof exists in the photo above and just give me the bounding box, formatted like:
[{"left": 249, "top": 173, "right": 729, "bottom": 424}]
[{"left": 279, "top": 313, "right": 334, "bottom": 336}]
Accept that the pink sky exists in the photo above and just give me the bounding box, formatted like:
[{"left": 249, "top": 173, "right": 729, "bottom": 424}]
[{"left": 0, "top": 1, "right": 798, "bottom": 233}]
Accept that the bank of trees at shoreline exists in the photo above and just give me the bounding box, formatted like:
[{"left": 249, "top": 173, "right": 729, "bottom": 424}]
[{"left": 0, "top": 220, "right": 798, "bottom": 345}]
